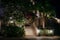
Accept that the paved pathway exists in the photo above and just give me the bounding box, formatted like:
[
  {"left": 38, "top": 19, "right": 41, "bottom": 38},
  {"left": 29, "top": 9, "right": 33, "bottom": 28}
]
[{"left": 0, "top": 36, "right": 60, "bottom": 40}]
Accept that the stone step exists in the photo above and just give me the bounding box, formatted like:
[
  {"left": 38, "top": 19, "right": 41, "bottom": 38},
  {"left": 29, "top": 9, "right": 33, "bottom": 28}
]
[{"left": 24, "top": 26, "right": 36, "bottom": 36}]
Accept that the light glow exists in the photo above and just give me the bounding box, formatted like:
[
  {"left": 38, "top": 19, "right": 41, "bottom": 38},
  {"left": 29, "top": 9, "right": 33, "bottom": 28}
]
[
  {"left": 36, "top": 29, "right": 40, "bottom": 35},
  {"left": 48, "top": 30, "right": 53, "bottom": 34},
  {"left": 10, "top": 21, "right": 14, "bottom": 23}
]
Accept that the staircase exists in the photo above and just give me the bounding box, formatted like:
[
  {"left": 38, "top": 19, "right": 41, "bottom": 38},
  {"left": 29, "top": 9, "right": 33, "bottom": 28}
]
[{"left": 24, "top": 25, "right": 36, "bottom": 37}]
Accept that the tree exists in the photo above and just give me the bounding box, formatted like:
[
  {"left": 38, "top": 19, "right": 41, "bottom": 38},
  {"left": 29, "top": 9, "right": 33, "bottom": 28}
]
[
  {"left": 32, "top": 0, "right": 56, "bottom": 29},
  {"left": 1, "top": 0, "right": 26, "bottom": 37},
  {"left": 1, "top": 0, "right": 36, "bottom": 26}
]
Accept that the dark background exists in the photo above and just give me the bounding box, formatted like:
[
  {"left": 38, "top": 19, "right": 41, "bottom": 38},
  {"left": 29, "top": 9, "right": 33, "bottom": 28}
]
[{"left": 51, "top": 0, "right": 60, "bottom": 18}]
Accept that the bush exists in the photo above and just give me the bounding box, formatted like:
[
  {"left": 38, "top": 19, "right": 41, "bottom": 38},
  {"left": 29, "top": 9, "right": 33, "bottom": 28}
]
[{"left": 1, "top": 25, "right": 25, "bottom": 37}]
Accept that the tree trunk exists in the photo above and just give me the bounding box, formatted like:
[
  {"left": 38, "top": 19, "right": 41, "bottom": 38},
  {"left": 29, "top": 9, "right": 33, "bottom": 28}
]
[
  {"left": 41, "top": 12, "right": 45, "bottom": 29},
  {"left": 36, "top": 10, "right": 40, "bottom": 27},
  {"left": 35, "top": 10, "right": 46, "bottom": 29}
]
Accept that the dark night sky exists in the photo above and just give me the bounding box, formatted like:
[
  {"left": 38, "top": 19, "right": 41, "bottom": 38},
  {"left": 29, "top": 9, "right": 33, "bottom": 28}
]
[
  {"left": 0, "top": 0, "right": 4, "bottom": 16},
  {"left": 51, "top": 0, "right": 60, "bottom": 18},
  {"left": 0, "top": 6, "right": 4, "bottom": 17},
  {"left": 0, "top": 0, "right": 60, "bottom": 18}
]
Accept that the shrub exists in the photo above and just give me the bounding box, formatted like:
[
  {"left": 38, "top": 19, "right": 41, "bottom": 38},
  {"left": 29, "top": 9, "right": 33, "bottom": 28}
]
[{"left": 2, "top": 25, "right": 25, "bottom": 37}]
